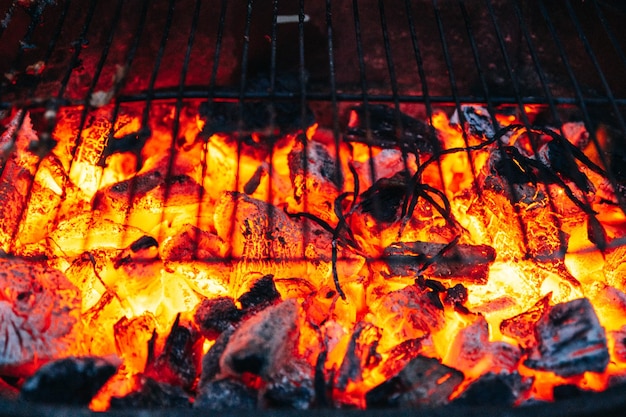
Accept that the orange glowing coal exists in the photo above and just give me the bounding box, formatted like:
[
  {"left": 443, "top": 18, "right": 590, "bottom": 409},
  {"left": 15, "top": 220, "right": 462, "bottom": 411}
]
[{"left": 0, "top": 100, "right": 625, "bottom": 410}]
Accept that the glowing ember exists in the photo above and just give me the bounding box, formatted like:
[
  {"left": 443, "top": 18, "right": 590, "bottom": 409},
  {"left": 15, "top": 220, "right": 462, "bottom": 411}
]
[{"left": 1, "top": 101, "right": 626, "bottom": 410}]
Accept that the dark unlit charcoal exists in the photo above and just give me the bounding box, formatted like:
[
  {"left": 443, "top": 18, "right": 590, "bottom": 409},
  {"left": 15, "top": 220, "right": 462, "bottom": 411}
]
[
  {"left": 220, "top": 299, "right": 298, "bottom": 379},
  {"left": 20, "top": 356, "right": 120, "bottom": 406},
  {"left": 238, "top": 274, "right": 281, "bottom": 312},
  {"left": 109, "top": 375, "right": 191, "bottom": 409},
  {"left": 261, "top": 358, "right": 315, "bottom": 409},
  {"left": 145, "top": 315, "right": 203, "bottom": 390},
  {"left": 383, "top": 241, "right": 496, "bottom": 283},
  {"left": 524, "top": 298, "right": 610, "bottom": 377},
  {"left": 194, "top": 297, "right": 242, "bottom": 339},
  {"left": 452, "top": 372, "right": 531, "bottom": 407},
  {"left": 198, "top": 326, "right": 235, "bottom": 386},
  {"left": 365, "top": 356, "right": 463, "bottom": 408},
  {"left": 194, "top": 378, "right": 257, "bottom": 411},
  {"left": 346, "top": 104, "right": 439, "bottom": 155},
  {"left": 500, "top": 293, "right": 552, "bottom": 350}
]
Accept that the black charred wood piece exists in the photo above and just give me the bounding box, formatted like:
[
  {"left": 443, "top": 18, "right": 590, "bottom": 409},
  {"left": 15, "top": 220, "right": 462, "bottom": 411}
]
[
  {"left": 524, "top": 298, "right": 610, "bottom": 377},
  {"left": 365, "top": 356, "right": 463, "bottom": 408},
  {"left": 109, "top": 374, "right": 192, "bottom": 409},
  {"left": 145, "top": 314, "right": 203, "bottom": 390},
  {"left": 383, "top": 240, "right": 496, "bottom": 283},
  {"left": 238, "top": 274, "right": 281, "bottom": 313},
  {"left": 359, "top": 173, "right": 409, "bottom": 223},
  {"left": 452, "top": 372, "right": 529, "bottom": 407},
  {"left": 19, "top": 356, "right": 119, "bottom": 406},
  {"left": 346, "top": 104, "right": 440, "bottom": 155}
]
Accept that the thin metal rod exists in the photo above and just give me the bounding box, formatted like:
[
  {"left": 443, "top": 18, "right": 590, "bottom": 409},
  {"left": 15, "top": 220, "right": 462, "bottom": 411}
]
[{"left": 325, "top": 0, "right": 342, "bottom": 189}]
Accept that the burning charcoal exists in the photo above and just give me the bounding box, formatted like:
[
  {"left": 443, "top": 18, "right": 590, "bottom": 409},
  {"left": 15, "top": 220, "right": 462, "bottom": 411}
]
[
  {"left": 20, "top": 356, "right": 120, "bottom": 406},
  {"left": 452, "top": 372, "right": 530, "bottom": 406},
  {"left": 383, "top": 240, "right": 496, "bottom": 283},
  {"left": 365, "top": 356, "right": 463, "bottom": 408},
  {"left": 145, "top": 315, "right": 203, "bottom": 390},
  {"left": 109, "top": 374, "right": 192, "bottom": 410},
  {"left": 0, "top": 162, "right": 33, "bottom": 252},
  {"left": 262, "top": 358, "right": 315, "bottom": 409},
  {"left": 369, "top": 283, "right": 444, "bottom": 345},
  {"left": 194, "top": 378, "right": 257, "bottom": 411},
  {"left": 450, "top": 105, "right": 497, "bottom": 139},
  {"left": 220, "top": 299, "right": 298, "bottom": 379},
  {"left": 93, "top": 168, "right": 203, "bottom": 232},
  {"left": 352, "top": 149, "right": 417, "bottom": 191},
  {"left": 114, "top": 314, "right": 157, "bottom": 372},
  {"left": 524, "top": 298, "right": 610, "bottom": 377},
  {"left": 0, "top": 257, "right": 81, "bottom": 377},
  {"left": 336, "top": 322, "right": 382, "bottom": 390},
  {"left": 346, "top": 104, "right": 439, "bottom": 155},
  {"left": 379, "top": 339, "right": 424, "bottom": 379},
  {"left": 444, "top": 283, "right": 468, "bottom": 307},
  {"left": 288, "top": 139, "right": 343, "bottom": 218},
  {"left": 215, "top": 191, "right": 320, "bottom": 260},
  {"left": 448, "top": 316, "right": 521, "bottom": 374},
  {"left": 359, "top": 172, "right": 409, "bottom": 223},
  {"left": 238, "top": 274, "right": 281, "bottom": 312},
  {"left": 194, "top": 297, "right": 242, "bottom": 339},
  {"left": 47, "top": 213, "right": 149, "bottom": 257},
  {"left": 113, "top": 235, "right": 158, "bottom": 267},
  {"left": 500, "top": 293, "right": 552, "bottom": 350},
  {"left": 199, "top": 326, "right": 235, "bottom": 385},
  {"left": 160, "top": 224, "right": 224, "bottom": 262}
]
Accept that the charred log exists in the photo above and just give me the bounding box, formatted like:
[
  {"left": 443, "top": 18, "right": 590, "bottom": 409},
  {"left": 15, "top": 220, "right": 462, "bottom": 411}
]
[
  {"left": 524, "top": 298, "right": 610, "bottom": 377},
  {"left": 365, "top": 356, "right": 463, "bottom": 408},
  {"left": 383, "top": 240, "right": 495, "bottom": 283}
]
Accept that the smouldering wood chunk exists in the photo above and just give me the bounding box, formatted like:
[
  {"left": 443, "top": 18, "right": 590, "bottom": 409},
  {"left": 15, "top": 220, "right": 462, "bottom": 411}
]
[
  {"left": 365, "top": 356, "right": 463, "bottom": 408},
  {"left": 452, "top": 372, "right": 530, "bottom": 407},
  {"left": 261, "top": 358, "right": 314, "bottom": 409},
  {"left": 109, "top": 374, "right": 192, "bottom": 409},
  {"left": 336, "top": 321, "right": 382, "bottom": 390},
  {"left": 219, "top": 299, "right": 298, "bottom": 379},
  {"left": 0, "top": 257, "right": 81, "bottom": 377},
  {"left": 524, "top": 298, "right": 609, "bottom": 377},
  {"left": 383, "top": 241, "right": 496, "bottom": 283}
]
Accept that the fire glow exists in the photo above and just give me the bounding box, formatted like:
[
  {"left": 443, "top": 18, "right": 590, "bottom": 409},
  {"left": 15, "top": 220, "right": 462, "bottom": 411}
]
[{"left": 0, "top": 100, "right": 625, "bottom": 410}]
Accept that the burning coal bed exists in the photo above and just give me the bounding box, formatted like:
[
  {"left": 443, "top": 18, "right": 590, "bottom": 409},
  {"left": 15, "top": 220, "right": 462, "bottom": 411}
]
[{"left": 0, "top": 99, "right": 625, "bottom": 412}]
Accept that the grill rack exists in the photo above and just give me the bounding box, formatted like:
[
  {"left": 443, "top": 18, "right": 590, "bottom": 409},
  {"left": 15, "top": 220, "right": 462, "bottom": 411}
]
[{"left": 0, "top": 0, "right": 625, "bottom": 254}]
